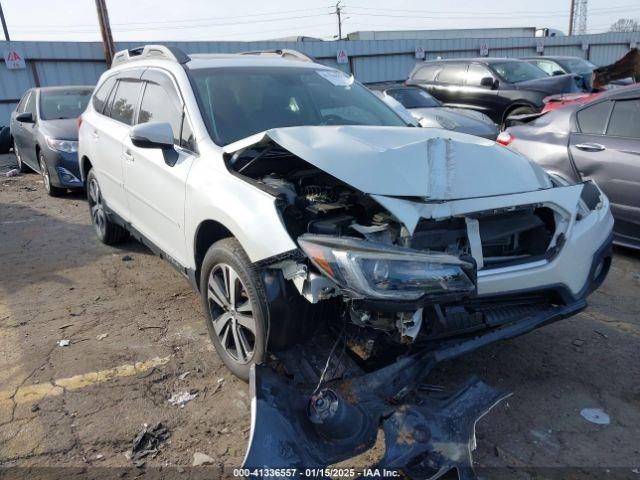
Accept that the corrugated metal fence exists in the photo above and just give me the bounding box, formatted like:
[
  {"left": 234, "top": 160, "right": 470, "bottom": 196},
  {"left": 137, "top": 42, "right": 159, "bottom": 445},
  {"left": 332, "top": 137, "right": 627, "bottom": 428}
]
[{"left": 1, "top": 32, "right": 638, "bottom": 124}]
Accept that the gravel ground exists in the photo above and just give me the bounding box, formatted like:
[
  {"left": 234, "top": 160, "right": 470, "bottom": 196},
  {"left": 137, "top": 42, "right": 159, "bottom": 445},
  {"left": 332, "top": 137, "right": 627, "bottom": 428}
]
[{"left": 0, "top": 152, "right": 639, "bottom": 479}]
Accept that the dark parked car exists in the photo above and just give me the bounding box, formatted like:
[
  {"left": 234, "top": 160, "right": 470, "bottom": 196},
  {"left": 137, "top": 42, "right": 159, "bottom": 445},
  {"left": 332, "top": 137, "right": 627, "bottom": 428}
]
[
  {"left": 10, "top": 86, "right": 93, "bottom": 196},
  {"left": 499, "top": 86, "right": 640, "bottom": 248},
  {"left": 371, "top": 85, "right": 498, "bottom": 140},
  {"left": 522, "top": 56, "right": 597, "bottom": 90},
  {"left": 522, "top": 56, "right": 632, "bottom": 91},
  {"left": 406, "top": 58, "right": 583, "bottom": 124}
]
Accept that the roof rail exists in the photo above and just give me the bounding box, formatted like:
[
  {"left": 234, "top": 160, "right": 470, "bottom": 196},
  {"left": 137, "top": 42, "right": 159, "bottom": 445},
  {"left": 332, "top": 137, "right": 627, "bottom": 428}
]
[
  {"left": 111, "top": 45, "right": 190, "bottom": 67},
  {"left": 239, "top": 49, "right": 315, "bottom": 63}
]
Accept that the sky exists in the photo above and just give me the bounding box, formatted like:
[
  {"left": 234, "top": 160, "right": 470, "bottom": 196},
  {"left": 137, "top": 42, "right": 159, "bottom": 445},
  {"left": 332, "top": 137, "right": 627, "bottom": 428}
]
[{"left": 1, "top": 0, "right": 639, "bottom": 42}]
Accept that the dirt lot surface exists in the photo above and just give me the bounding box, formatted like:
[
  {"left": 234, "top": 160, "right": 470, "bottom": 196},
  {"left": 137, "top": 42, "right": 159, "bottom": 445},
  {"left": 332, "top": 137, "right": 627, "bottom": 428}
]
[{"left": 0, "top": 152, "right": 639, "bottom": 479}]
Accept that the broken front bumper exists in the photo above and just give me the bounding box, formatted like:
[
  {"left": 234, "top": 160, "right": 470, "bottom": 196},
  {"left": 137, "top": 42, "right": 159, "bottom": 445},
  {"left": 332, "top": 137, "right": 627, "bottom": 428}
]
[{"left": 243, "top": 300, "right": 585, "bottom": 479}]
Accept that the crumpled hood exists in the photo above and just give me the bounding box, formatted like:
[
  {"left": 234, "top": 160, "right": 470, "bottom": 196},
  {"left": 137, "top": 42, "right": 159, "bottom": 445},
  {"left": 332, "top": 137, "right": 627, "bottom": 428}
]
[
  {"left": 246, "top": 126, "right": 551, "bottom": 199},
  {"left": 515, "top": 74, "right": 582, "bottom": 95}
]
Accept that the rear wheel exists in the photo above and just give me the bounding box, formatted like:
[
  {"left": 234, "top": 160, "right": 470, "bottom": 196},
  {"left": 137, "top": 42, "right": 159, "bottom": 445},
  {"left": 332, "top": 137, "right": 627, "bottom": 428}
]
[
  {"left": 39, "top": 153, "right": 65, "bottom": 197},
  {"left": 200, "top": 238, "right": 268, "bottom": 381},
  {"left": 86, "top": 169, "right": 128, "bottom": 244}
]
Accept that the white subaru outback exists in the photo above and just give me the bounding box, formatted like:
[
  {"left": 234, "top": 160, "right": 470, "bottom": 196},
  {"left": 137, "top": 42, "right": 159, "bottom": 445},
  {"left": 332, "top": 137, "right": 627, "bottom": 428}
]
[{"left": 78, "top": 45, "right": 613, "bottom": 380}]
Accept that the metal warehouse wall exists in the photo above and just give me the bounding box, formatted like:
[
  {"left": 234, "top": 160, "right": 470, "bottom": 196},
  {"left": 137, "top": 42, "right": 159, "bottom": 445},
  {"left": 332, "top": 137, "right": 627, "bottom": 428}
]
[{"left": 0, "top": 31, "right": 638, "bottom": 125}]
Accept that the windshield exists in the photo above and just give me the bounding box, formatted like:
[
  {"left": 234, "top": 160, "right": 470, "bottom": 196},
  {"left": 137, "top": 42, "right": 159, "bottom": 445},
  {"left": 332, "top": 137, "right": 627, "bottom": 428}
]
[
  {"left": 557, "top": 58, "right": 596, "bottom": 75},
  {"left": 491, "top": 61, "right": 549, "bottom": 83},
  {"left": 386, "top": 88, "right": 441, "bottom": 108},
  {"left": 39, "top": 89, "right": 92, "bottom": 120},
  {"left": 189, "top": 66, "right": 407, "bottom": 145}
]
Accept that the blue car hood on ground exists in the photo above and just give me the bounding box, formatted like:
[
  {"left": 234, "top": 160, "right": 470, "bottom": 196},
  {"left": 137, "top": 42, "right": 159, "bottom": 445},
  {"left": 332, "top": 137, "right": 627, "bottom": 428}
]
[
  {"left": 514, "top": 74, "right": 582, "bottom": 95},
  {"left": 39, "top": 118, "right": 79, "bottom": 141}
]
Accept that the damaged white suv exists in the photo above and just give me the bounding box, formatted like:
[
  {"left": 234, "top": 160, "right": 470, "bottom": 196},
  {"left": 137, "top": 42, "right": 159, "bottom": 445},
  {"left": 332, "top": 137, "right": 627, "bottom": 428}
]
[{"left": 78, "top": 46, "right": 613, "bottom": 380}]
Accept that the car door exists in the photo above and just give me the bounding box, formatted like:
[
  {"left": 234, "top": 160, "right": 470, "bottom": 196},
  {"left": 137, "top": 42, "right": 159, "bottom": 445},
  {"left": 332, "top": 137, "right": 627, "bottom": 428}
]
[
  {"left": 463, "top": 63, "right": 500, "bottom": 118},
  {"left": 432, "top": 63, "right": 467, "bottom": 107},
  {"left": 92, "top": 75, "right": 144, "bottom": 222},
  {"left": 14, "top": 90, "right": 39, "bottom": 169},
  {"left": 11, "top": 90, "right": 31, "bottom": 153},
  {"left": 122, "top": 69, "right": 197, "bottom": 267},
  {"left": 569, "top": 97, "right": 640, "bottom": 240}
]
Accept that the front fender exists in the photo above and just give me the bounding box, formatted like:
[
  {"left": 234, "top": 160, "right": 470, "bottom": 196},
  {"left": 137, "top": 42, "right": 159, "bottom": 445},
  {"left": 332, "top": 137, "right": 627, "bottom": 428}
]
[{"left": 185, "top": 160, "right": 297, "bottom": 268}]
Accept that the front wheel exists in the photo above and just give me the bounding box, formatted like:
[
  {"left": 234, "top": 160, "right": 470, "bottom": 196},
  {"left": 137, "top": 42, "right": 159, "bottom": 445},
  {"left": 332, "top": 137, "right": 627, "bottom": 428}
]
[
  {"left": 200, "top": 238, "right": 268, "bottom": 381},
  {"left": 86, "top": 169, "right": 128, "bottom": 244},
  {"left": 39, "top": 153, "right": 65, "bottom": 197}
]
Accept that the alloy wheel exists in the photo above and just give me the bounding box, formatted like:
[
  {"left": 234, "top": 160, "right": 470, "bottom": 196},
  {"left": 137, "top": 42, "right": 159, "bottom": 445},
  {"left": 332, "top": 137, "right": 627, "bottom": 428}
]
[
  {"left": 39, "top": 155, "right": 51, "bottom": 192},
  {"left": 87, "top": 176, "right": 106, "bottom": 238},
  {"left": 207, "top": 263, "right": 256, "bottom": 365}
]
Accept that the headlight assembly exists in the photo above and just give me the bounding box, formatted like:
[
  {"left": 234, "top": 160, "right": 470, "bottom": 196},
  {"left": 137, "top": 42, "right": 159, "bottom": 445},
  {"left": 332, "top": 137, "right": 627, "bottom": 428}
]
[
  {"left": 45, "top": 136, "right": 78, "bottom": 153},
  {"left": 298, "top": 234, "right": 476, "bottom": 301}
]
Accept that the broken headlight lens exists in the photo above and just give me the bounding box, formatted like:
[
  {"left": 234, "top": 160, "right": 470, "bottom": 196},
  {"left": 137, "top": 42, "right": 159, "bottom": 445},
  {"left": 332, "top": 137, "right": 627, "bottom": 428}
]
[{"left": 298, "top": 234, "right": 475, "bottom": 300}]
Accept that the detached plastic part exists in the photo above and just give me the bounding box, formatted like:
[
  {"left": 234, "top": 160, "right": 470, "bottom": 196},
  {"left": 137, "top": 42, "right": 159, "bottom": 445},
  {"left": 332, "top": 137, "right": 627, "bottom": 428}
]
[{"left": 243, "top": 353, "right": 510, "bottom": 480}]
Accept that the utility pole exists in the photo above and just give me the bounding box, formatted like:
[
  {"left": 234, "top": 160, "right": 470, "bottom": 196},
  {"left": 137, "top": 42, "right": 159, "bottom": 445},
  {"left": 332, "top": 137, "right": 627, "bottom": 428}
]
[
  {"left": 94, "top": 0, "right": 115, "bottom": 66},
  {"left": 334, "top": 1, "right": 343, "bottom": 40},
  {"left": 568, "top": 0, "right": 576, "bottom": 35},
  {"left": 0, "top": 1, "right": 10, "bottom": 41}
]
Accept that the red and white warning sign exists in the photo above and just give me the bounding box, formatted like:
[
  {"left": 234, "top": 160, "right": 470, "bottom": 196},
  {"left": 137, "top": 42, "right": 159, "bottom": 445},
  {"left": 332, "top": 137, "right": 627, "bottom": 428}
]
[
  {"left": 415, "top": 46, "right": 425, "bottom": 59},
  {"left": 4, "top": 50, "right": 26, "bottom": 69},
  {"left": 336, "top": 49, "right": 348, "bottom": 64}
]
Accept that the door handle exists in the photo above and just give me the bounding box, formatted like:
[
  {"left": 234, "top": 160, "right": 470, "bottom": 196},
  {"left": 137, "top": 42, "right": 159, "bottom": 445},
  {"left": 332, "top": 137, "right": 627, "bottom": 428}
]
[
  {"left": 124, "top": 151, "right": 134, "bottom": 163},
  {"left": 575, "top": 143, "right": 605, "bottom": 152}
]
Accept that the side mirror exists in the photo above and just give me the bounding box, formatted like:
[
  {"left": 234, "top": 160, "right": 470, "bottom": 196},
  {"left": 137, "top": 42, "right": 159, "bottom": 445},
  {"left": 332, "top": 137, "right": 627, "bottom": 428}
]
[
  {"left": 480, "top": 77, "right": 496, "bottom": 89},
  {"left": 130, "top": 122, "right": 174, "bottom": 150},
  {"left": 16, "top": 112, "right": 34, "bottom": 123}
]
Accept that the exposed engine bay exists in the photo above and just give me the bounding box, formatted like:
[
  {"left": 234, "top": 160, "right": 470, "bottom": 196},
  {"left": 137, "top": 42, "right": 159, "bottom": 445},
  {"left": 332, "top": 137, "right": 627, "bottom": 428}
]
[{"left": 227, "top": 140, "right": 564, "bottom": 345}]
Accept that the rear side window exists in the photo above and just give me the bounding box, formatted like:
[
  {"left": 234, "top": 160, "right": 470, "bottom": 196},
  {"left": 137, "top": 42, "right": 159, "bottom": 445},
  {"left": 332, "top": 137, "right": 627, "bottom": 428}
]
[
  {"left": 413, "top": 64, "right": 441, "bottom": 81},
  {"left": 436, "top": 64, "right": 466, "bottom": 84},
  {"left": 93, "top": 76, "right": 116, "bottom": 114},
  {"left": 138, "top": 82, "right": 183, "bottom": 144},
  {"left": 109, "top": 80, "right": 142, "bottom": 125},
  {"left": 577, "top": 101, "right": 612, "bottom": 135},
  {"left": 606, "top": 99, "right": 640, "bottom": 138}
]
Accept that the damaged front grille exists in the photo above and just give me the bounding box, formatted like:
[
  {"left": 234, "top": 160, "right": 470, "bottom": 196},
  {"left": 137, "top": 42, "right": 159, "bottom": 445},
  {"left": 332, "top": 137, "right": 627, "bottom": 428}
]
[
  {"left": 424, "top": 293, "right": 554, "bottom": 340},
  {"left": 412, "top": 205, "right": 558, "bottom": 270}
]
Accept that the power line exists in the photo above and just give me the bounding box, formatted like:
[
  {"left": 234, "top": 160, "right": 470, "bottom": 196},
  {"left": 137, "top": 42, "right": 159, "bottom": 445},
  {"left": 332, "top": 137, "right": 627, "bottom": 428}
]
[
  {"left": 10, "top": 12, "right": 334, "bottom": 33},
  {"left": 343, "top": 2, "right": 639, "bottom": 16},
  {"left": 7, "top": 6, "right": 333, "bottom": 29}
]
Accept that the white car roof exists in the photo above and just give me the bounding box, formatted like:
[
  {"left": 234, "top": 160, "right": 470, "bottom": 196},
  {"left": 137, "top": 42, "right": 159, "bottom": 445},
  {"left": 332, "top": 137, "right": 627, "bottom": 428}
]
[{"left": 186, "top": 54, "right": 330, "bottom": 70}]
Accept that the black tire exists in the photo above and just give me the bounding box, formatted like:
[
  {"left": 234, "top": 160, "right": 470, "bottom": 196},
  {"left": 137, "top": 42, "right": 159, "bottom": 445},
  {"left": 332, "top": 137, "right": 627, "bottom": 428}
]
[
  {"left": 39, "top": 153, "right": 65, "bottom": 197},
  {"left": 199, "top": 238, "right": 268, "bottom": 381},
  {"left": 0, "top": 127, "right": 11, "bottom": 154},
  {"left": 86, "top": 169, "right": 128, "bottom": 245},
  {"left": 14, "top": 142, "right": 30, "bottom": 173}
]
